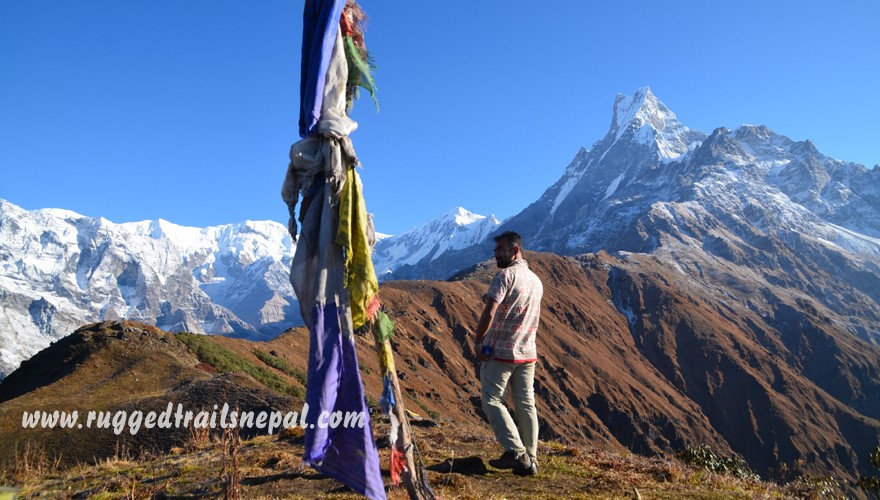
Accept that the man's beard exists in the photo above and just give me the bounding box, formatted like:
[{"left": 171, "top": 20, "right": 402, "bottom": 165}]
[{"left": 496, "top": 257, "right": 513, "bottom": 268}]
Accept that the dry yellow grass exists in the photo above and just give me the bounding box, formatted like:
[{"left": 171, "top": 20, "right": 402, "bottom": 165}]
[{"left": 0, "top": 421, "right": 834, "bottom": 499}]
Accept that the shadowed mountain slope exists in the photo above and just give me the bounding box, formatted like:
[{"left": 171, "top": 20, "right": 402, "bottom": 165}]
[{"left": 364, "top": 252, "right": 880, "bottom": 484}]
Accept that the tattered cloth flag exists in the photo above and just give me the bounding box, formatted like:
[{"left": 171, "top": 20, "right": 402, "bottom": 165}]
[
  {"left": 281, "top": 0, "right": 384, "bottom": 498},
  {"left": 285, "top": 1, "right": 435, "bottom": 498}
]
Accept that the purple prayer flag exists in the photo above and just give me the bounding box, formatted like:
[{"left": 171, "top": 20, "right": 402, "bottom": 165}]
[
  {"left": 303, "top": 302, "right": 385, "bottom": 500},
  {"left": 299, "top": 0, "right": 346, "bottom": 138},
  {"left": 292, "top": 1, "right": 388, "bottom": 498}
]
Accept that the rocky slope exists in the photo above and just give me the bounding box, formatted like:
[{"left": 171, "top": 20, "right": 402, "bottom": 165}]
[
  {"left": 0, "top": 321, "right": 297, "bottom": 465},
  {"left": 2, "top": 250, "right": 878, "bottom": 487},
  {"left": 370, "top": 252, "right": 880, "bottom": 484}
]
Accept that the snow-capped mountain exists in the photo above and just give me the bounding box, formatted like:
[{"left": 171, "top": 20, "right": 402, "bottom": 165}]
[
  {"left": 372, "top": 207, "right": 500, "bottom": 281},
  {"left": 0, "top": 200, "right": 299, "bottom": 378},
  {"left": 519, "top": 87, "right": 880, "bottom": 256},
  {"left": 393, "top": 88, "right": 880, "bottom": 343},
  {"left": 399, "top": 87, "right": 880, "bottom": 273}
]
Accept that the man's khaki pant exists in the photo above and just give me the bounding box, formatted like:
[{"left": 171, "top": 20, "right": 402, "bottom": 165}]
[{"left": 480, "top": 360, "right": 538, "bottom": 461}]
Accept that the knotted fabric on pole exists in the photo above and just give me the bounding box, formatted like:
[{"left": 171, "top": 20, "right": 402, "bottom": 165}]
[{"left": 283, "top": 0, "right": 385, "bottom": 498}]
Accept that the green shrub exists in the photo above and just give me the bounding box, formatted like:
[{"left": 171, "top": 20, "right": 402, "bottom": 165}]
[
  {"left": 676, "top": 444, "right": 759, "bottom": 481},
  {"left": 253, "top": 349, "right": 308, "bottom": 387},
  {"left": 790, "top": 474, "right": 840, "bottom": 497},
  {"left": 176, "top": 333, "right": 304, "bottom": 398},
  {"left": 859, "top": 445, "right": 880, "bottom": 496}
]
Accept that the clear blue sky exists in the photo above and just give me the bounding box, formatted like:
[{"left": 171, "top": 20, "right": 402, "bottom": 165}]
[{"left": 1, "top": 1, "right": 878, "bottom": 235}]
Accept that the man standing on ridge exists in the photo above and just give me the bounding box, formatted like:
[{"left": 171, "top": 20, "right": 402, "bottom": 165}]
[{"left": 474, "top": 230, "right": 543, "bottom": 476}]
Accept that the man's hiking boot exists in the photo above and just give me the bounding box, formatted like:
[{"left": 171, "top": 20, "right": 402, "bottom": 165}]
[
  {"left": 514, "top": 458, "right": 538, "bottom": 477},
  {"left": 490, "top": 451, "right": 537, "bottom": 475},
  {"left": 488, "top": 451, "right": 518, "bottom": 469}
]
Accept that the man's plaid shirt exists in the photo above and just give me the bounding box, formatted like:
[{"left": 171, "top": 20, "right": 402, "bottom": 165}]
[{"left": 483, "top": 259, "right": 543, "bottom": 362}]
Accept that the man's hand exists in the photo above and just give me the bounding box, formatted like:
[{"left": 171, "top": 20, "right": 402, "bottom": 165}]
[
  {"left": 477, "top": 342, "right": 492, "bottom": 362},
  {"left": 474, "top": 297, "right": 499, "bottom": 362}
]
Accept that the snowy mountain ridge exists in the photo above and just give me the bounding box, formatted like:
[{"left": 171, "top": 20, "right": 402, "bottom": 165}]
[
  {"left": 0, "top": 199, "right": 502, "bottom": 377},
  {"left": 550, "top": 87, "right": 706, "bottom": 217},
  {"left": 372, "top": 207, "right": 500, "bottom": 280},
  {"left": 610, "top": 87, "right": 705, "bottom": 161},
  {"left": 525, "top": 88, "right": 880, "bottom": 258},
  {"left": 0, "top": 200, "right": 299, "bottom": 378}
]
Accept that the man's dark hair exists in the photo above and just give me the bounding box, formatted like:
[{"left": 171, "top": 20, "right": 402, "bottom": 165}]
[{"left": 494, "top": 231, "right": 523, "bottom": 250}]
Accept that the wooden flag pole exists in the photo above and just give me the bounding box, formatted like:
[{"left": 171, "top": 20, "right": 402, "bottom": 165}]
[{"left": 371, "top": 322, "right": 435, "bottom": 500}]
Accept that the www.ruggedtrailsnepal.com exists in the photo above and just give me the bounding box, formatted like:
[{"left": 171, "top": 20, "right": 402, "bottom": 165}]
[{"left": 21, "top": 403, "right": 365, "bottom": 436}]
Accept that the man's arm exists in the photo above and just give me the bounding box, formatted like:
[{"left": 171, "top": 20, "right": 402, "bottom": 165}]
[{"left": 474, "top": 296, "right": 499, "bottom": 346}]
